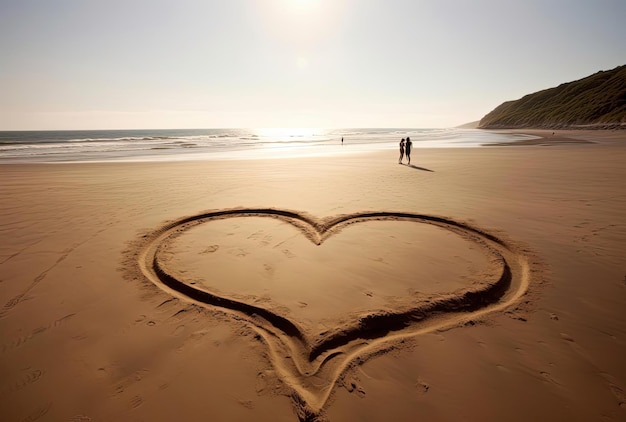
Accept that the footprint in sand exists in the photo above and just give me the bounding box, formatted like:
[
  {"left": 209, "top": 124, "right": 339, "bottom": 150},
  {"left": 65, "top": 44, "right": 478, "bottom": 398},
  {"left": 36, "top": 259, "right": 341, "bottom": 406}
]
[
  {"left": 247, "top": 231, "right": 273, "bottom": 247},
  {"left": 416, "top": 378, "right": 430, "bottom": 394},
  {"left": 229, "top": 248, "right": 249, "bottom": 257},
  {"left": 200, "top": 245, "right": 219, "bottom": 254},
  {"left": 539, "top": 371, "right": 561, "bottom": 386},
  {"left": 263, "top": 263, "right": 274, "bottom": 275},
  {"left": 21, "top": 403, "right": 52, "bottom": 422},
  {"left": 4, "top": 368, "right": 44, "bottom": 395},
  {"left": 238, "top": 399, "right": 255, "bottom": 409},
  {"left": 345, "top": 380, "right": 366, "bottom": 398}
]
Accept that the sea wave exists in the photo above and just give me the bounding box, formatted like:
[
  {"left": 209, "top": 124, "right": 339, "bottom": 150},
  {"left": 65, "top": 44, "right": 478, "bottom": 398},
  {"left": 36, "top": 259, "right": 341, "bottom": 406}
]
[{"left": 0, "top": 128, "right": 530, "bottom": 163}]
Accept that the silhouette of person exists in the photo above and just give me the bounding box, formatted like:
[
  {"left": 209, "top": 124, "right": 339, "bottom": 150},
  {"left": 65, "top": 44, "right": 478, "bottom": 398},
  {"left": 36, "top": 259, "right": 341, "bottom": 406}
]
[
  {"left": 405, "top": 137, "right": 412, "bottom": 165},
  {"left": 399, "top": 138, "right": 405, "bottom": 164},
  {"left": 341, "top": 137, "right": 344, "bottom": 145}
]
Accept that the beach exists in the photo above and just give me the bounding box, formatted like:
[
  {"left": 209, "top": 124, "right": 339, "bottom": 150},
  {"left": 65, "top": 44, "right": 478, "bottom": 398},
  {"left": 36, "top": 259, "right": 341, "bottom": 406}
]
[{"left": 1, "top": 130, "right": 625, "bottom": 421}]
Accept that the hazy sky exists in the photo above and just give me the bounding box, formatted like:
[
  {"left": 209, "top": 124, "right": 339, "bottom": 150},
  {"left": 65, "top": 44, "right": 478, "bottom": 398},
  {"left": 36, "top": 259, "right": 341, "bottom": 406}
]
[{"left": 0, "top": 0, "right": 624, "bottom": 130}]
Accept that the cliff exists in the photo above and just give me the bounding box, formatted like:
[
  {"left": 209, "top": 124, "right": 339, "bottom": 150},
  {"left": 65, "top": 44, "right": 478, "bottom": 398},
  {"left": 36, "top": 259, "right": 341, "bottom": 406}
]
[{"left": 479, "top": 65, "right": 626, "bottom": 129}]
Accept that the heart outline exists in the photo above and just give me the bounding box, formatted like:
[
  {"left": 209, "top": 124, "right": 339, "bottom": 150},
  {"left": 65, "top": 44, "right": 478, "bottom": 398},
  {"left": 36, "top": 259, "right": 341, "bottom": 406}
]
[{"left": 134, "top": 208, "right": 531, "bottom": 421}]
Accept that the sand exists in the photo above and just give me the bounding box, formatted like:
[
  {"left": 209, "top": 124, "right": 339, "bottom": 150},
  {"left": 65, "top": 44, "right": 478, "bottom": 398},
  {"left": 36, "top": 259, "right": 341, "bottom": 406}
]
[{"left": 1, "top": 130, "right": 625, "bottom": 421}]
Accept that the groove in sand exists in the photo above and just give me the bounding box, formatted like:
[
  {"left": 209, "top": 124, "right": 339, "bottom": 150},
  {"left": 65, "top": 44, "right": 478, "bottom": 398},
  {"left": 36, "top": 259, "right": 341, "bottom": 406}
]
[{"left": 133, "top": 208, "right": 532, "bottom": 421}]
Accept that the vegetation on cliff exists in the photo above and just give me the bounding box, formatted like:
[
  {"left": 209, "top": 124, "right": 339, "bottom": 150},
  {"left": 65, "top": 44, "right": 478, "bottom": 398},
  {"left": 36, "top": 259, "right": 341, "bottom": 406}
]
[{"left": 479, "top": 65, "right": 626, "bottom": 129}]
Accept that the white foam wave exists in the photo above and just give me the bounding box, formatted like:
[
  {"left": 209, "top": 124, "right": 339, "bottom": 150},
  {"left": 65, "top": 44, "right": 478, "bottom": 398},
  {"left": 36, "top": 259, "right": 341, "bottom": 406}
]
[{"left": 0, "top": 128, "right": 531, "bottom": 163}]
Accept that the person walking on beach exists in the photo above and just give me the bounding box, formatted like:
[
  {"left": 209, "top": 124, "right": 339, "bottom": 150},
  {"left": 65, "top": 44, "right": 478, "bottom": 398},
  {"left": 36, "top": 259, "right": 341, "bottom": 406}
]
[
  {"left": 405, "top": 137, "right": 412, "bottom": 165},
  {"left": 398, "top": 138, "right": 405, "bottom": 164}
]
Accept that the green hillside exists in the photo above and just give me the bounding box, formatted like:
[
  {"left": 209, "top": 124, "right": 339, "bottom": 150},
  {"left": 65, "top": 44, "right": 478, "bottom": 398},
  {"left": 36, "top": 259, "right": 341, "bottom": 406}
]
[{"left": 479, "top": 65, "right": 626, "bottom": 129}]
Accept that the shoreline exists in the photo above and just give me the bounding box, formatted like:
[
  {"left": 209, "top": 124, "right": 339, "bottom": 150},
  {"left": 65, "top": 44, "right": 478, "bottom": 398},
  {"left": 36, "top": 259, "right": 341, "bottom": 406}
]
[
  {"left": 6, "top": 127, "right": 619, "bottom": 165},
  {"left": 1, "top": 128, "right": 617, "bottom": 164},
  {"left": 483, "top": 128, "right": 625, "bottom": 146}
]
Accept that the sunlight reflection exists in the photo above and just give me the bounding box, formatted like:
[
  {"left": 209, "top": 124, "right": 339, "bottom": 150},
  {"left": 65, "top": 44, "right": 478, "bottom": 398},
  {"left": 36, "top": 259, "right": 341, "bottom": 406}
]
[{"left": 253, "top": 128, "right": 323, "bottom": 143}]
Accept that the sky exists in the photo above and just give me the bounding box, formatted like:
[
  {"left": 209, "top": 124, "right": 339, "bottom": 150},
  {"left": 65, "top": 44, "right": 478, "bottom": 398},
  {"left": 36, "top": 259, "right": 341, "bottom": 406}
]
[{"left": 0, "top": 0, "right": 624, "bottom": 130}]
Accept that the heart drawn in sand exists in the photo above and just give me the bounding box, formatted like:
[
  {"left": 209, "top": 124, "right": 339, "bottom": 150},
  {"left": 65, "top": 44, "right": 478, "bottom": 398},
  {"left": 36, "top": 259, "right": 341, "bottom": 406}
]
[{"left": 133, "top": 208, "right": 531, "bottom": 421}]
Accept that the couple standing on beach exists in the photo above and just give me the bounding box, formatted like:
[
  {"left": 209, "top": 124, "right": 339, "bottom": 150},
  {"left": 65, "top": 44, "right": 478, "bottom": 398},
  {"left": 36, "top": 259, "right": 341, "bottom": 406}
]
[{"left": 398, "top": 137, "right": 412, "bottom": 165}]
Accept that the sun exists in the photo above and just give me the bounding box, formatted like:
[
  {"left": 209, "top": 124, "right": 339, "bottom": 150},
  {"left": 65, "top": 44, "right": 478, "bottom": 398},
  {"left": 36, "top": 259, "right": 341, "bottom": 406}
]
[
  {"left": 287, "top": 0, "right": 319, "bottom": 12},
  {"left": 296, "top": 56, "right": 309, "bottom": 69},
  {"left": 292, "top": 0, "right": 317, "bottom": 6}
]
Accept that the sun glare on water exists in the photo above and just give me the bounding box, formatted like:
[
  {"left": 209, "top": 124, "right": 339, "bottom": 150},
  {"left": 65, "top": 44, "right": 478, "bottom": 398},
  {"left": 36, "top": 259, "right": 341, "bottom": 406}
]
[{"left": 254, "top": 128, "right": 322, "bottom": 142}]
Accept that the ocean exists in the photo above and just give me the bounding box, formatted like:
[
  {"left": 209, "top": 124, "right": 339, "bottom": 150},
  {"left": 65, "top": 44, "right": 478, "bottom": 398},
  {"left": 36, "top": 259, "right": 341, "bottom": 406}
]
[{"left": 0, "top": 128, "right": 535, "bottom": 163}]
